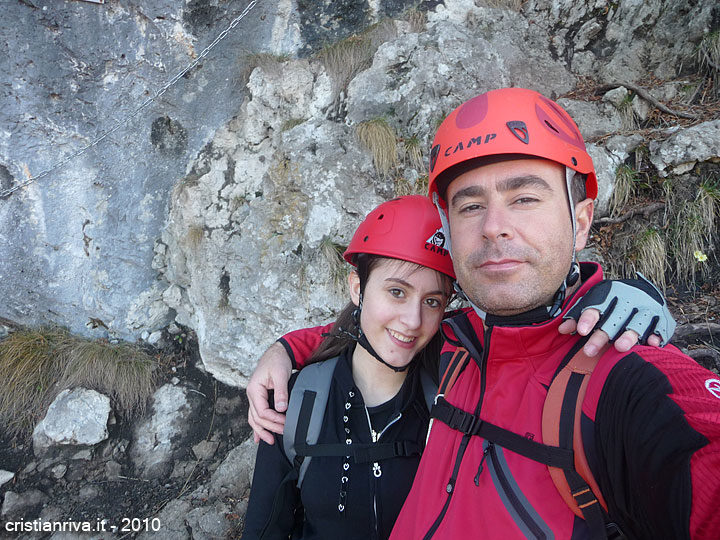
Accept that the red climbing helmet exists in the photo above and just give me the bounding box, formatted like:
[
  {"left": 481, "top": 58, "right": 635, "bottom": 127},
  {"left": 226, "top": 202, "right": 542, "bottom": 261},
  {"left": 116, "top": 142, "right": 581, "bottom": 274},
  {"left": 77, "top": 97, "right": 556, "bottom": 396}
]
[
  {"left": 427, "top": 87, "right": 597, "bottom": 204},
  {"left": 343, "top": 195, "right": 455, "bottom": 279}
]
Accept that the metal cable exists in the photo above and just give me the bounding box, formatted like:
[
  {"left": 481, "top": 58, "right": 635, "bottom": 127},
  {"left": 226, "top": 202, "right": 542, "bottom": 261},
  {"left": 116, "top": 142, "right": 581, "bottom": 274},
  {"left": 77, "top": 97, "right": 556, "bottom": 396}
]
[{"left": 1, "top": 0, "right": 259, "bottom": 199}]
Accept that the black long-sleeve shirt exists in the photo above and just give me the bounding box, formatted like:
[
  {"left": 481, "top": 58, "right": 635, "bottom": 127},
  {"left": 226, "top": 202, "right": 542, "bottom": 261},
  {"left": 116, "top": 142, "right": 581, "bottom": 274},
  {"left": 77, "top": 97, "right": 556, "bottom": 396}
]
[{"left": 242, "top": 349, "right": 431, "bottom": 540}]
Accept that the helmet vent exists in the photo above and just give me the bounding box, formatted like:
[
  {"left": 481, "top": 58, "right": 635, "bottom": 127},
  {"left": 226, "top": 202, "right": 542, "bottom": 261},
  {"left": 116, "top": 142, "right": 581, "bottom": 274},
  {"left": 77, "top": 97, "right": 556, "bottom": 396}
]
[
  {"left": 571, "top": 157, "right": 578, "bottom": 166},
  {"left": 544, "top": 120, "right": 559, "bottom": 134},
  {"left": 363, "top": 235, "right": 369, "bottom": 242},
  {"left": 377, "top": 214, "right": 384, "bottom": 220}
]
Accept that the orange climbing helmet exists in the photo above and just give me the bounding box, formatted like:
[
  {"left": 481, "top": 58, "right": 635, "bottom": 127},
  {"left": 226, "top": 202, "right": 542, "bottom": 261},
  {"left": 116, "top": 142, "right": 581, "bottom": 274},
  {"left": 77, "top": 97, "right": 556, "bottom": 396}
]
[
  {"left": 343, "top": 195, "right": 455, "bottom": 279},
  {"left": 427, "top": 87, "right": 597, "bottom": 204}
]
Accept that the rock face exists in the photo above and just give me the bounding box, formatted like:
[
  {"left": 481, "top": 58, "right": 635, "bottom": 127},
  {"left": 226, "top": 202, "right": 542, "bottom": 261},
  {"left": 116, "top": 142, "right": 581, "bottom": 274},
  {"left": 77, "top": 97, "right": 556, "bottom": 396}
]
[
  {"left": 1, "top": 2, "right": 719, "bottom": 383},
  {"left": 32, "top": 388, "right": 111, "bottom": 455},
  {"left": 0, "top": 0, "right": 426, "bottom": 344}
]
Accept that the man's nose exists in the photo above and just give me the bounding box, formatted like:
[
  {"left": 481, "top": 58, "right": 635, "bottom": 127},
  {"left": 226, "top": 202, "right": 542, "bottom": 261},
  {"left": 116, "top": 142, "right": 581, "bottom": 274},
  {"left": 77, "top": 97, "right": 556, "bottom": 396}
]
[{"left": 481, "top": 203, "right": 513, "bottom": 240}]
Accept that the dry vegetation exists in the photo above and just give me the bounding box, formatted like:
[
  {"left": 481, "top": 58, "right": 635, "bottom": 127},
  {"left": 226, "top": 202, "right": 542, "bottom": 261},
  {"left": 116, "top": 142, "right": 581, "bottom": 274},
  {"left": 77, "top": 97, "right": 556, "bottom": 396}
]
[
  {"left": 355, "top": 118, "right": 399, "bottom": 178},
  {"left": 0, "top": 328, "right": 157, "bottom": 438},
  {"left": 318, "top": 236, "right": 349, "bottom": 297}
]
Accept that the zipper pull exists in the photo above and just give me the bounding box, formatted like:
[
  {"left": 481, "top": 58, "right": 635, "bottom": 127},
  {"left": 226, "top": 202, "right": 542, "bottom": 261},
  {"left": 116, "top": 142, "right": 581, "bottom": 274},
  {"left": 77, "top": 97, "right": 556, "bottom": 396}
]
[
  {"left": 474, "top": 443, "right": 492, "bottom": 486},
  {"left": 371, "top": 429, "right": 378, "bottom": 443},
  {"left": 373, "top": 462, "right": 382, "bottom": 478}
]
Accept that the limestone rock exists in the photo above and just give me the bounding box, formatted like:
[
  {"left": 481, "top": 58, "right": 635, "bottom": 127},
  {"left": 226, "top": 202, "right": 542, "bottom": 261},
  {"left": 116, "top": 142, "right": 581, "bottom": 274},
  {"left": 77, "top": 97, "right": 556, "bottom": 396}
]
[
  {"left": 1, "top": 489, "right": 47, "bottom": 518},
  {"left": 32, "top": 388, "right": 111, "bottom": 455},
  {"left": 0, "top": 470, "right": 14, "bottom": 488},
  {"left": 208, "top": 436, "right": 257, "bottom": 499},
  {"left": 131, "top": 384, "right": 198, "bottom": 479},
  {"left": 649, "top": 120, "right": 720, "bottom": 177}
]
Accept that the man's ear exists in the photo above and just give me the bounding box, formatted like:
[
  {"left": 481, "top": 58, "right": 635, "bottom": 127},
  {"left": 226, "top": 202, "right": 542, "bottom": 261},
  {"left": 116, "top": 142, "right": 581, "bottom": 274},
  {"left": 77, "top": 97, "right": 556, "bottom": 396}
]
[
  {"left": 574, "top": 198, "right": 594, "bottom": 252},
  {"left": 348, "top": 270, "right": 361, "bottom": 306}
]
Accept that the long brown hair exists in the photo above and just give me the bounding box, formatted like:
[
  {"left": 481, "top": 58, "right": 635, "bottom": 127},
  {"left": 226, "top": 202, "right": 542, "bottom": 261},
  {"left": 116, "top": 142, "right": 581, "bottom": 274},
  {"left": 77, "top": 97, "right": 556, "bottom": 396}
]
[{"left": 306, "top": 254, "right": 450, "bottom": 380}]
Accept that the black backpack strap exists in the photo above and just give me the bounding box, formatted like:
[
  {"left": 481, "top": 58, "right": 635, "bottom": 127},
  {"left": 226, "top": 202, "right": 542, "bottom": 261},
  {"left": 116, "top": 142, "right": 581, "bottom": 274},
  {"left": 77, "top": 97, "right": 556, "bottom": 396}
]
[
  {"left": 431, "top": 397, "right": 575, "bottom": 469},
  {"left": 283, "top": 357, "right": 339, "bottom": 487},
  {"left": 297, "top": 440, "right": 423, "bottom": 462},
  {"left": 419, "top": 365, "right": 439, "bottom": 412}
]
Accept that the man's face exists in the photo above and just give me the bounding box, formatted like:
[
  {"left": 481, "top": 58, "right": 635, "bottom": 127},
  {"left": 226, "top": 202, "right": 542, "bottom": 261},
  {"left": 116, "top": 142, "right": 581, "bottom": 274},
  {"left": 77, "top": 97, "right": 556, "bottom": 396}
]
[{"left": 446, "top": 158, "right": 593, "bottom": 316}]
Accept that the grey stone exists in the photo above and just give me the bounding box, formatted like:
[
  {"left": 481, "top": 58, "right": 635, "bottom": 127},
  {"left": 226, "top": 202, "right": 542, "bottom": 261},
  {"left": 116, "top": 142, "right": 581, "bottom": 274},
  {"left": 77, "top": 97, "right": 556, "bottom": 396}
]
[
  {"left": 105, "top": 460, "right": 122, "bottom": 480},
  {"left": 631, "top": 96, "right": 651, "bottom": 123},
  {"left": 649, "top": 120, "right": 720, "bottom": 177},
  {"left": 602, "top": 87, "right": 630, "bottom": 109},
  {"left": 557, "top": 99, "right": 623, "bottom": 140},
  {"left": 0, "top": 470, "right": 14, "bottom": 488},
  {"left": 32, "top": 388, "right": 111, "bottom": 455},
  {"left": 1, "top": 489, "right": 47, "bottom": 517},
  {"left": 208, "top": 437, "right": 256, "bottom": 499},
  {"left": 192, "top": 439, "right": 220, "bottom": 461},
  {"left": 50, "top": 464, "right": 67, "bottom": 480},
  {"left": 131, "top": 384, "right": 196, "bottom": 479},
  {"left": 186, "top": 502, "right": 233, "bottom": 540},
  {"left": 587, "top": 144, "right": 621, "bottom": 219},
  {"left": 136, "top": 499, "right": 192, "bottom": 540}
]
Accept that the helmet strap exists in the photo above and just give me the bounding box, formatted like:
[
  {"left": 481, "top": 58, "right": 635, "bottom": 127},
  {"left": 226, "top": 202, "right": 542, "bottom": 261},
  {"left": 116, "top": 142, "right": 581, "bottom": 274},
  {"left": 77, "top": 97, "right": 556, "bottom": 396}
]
[
  {"left": 349, "top": 293, "right": 411, "bottom": 373},
  {"left": 547, "top": 167, "right": 581, "bottom": 317}
]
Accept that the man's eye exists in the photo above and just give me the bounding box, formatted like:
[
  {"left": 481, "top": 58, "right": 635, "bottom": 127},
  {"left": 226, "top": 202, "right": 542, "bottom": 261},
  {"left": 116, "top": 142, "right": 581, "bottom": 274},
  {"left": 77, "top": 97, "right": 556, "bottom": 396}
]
[
  {"left": 460, "top": 203, "right": 483, "bottom": 213},
  {"left": 389, "top": 288, "right": 404, "bottom": 298},
  {"left": 514, "top": 197, "right": 538, "bottom": 205}
]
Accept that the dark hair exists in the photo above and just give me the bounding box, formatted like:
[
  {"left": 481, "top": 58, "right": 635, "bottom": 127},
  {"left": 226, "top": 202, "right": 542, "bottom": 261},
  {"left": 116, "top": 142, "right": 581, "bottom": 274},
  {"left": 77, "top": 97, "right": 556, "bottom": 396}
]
[
  {"left": 306, "top": 254, "right": 449, "bottom": 378},
  {"left": 570, "top": 172, "right": 588, "bottom": 205}
]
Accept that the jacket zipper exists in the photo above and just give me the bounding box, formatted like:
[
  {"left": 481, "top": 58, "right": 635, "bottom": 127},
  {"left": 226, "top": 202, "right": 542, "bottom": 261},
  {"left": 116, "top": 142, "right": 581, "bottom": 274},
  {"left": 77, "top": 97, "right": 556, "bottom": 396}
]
[
  {"left": 364, "top": 408, "right": 402, "bottom": 540},
  {"left": 486, "top": 442, "right": 552, "bottom": 539},
  {"left": 422, "top": 326, "right": 492, "bottom": 539}
]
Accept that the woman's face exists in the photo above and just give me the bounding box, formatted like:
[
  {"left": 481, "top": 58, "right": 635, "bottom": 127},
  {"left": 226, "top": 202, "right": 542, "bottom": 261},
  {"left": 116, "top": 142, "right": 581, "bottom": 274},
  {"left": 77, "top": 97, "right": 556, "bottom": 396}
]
[{"left": 350, "top": 258, "right": 450, "bottom": 370}]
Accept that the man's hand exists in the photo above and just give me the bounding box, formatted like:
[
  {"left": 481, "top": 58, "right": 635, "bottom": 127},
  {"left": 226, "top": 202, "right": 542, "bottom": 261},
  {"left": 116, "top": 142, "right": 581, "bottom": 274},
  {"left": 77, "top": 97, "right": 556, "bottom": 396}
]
[
  {"left": 247, "top": 342, "right": 293, "bottom": 445},
  {"left": 558, "top": 309, "right": 662, "bottom": 356},
  {"left": 560, "top": 274, "right": 675, "bottom": 356}
]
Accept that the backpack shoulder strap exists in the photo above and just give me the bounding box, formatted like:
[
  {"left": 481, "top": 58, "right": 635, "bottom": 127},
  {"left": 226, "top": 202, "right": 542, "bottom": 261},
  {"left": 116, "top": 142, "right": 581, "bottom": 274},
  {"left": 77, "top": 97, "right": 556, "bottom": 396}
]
[
  {"left": 283, "top": 356, "right": 339, "bottom": 487},
  {"left": 438, "top": 346, "right": 471, "bottom": 397},
  {"left": 426, "top": 347, "right": 471, "bottom": 443},
  {"left": 419, "top": 366, "right": 439, "bottom": 412},
  {"left": 542, "top": 345, "right": 609, "bottom": 519}
]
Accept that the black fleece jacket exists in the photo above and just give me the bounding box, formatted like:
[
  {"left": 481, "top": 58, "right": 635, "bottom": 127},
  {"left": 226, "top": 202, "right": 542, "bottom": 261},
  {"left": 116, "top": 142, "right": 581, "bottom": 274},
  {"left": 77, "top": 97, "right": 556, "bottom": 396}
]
[{"left": 242, "top": 348, "right": 431, "bottom": 540}]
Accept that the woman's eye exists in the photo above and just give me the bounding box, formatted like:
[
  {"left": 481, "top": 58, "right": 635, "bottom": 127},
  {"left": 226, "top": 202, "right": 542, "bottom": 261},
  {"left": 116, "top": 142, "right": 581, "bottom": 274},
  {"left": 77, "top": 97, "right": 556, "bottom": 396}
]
[
  {"left": 425, "top": 297, "right": 442, "bottom": 308},
  {"left": 389, "top": 288, "right": 404, "bottom": 298}
]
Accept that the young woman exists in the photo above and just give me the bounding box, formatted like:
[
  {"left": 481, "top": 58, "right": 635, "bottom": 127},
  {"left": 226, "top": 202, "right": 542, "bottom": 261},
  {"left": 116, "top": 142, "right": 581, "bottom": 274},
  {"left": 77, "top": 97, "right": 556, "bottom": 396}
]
[
  {"left": 241, "top": 195, "right": 674, "bottom": 540},
  {"left": 242, "top": 195, "right": 455, "bottom": 540}
]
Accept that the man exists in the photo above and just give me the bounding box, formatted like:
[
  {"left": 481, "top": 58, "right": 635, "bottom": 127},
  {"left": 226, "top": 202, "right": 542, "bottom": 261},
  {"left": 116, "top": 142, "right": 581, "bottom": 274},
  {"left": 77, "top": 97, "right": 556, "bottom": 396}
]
[{"left": 247, "top": 88, "right": 720, "bottom": 538}]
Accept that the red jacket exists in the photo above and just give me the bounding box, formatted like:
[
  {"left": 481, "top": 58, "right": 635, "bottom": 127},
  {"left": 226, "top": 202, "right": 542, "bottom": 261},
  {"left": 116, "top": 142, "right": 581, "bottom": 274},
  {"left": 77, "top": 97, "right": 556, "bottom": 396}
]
[{"left": 281, "top": 264, "right": 720, "bottom": 539}]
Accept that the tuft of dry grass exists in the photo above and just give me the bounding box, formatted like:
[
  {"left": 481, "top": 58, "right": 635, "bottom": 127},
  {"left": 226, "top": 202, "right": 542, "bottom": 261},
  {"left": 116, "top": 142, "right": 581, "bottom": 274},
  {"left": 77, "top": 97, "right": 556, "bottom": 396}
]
[
  {"left": 318, "top": 236, "right": 349, "bottom": 297},
  {"left": 477, "top": 0, "right": 524, "bottom": 11},
  {"left": 241, "top": 52, "right": 291, "bottom": 84},
  {"left": 610, "top": 164, "right": 636, "bottom": 216},
  {"left": 697, "top": 31, "right": 720, "bottom": 96},
  {"left": 318, "top": 20, "right": 398, "bottom": 95},
  {"left": 667, "top": 180, "right": 720, "bottom": 284},
  {"left": 187, "top": 225, "right": 205, "bottom": 248},
  {"left": 356, "top": 118, "right": 399, "bottom": 178},
  {"left": 630, "top": 228, "right": 668, "bottom": 292},
  {"left": 403, "top": 8, "right": 427, "bottom": 33},
  {"left": 319, "top": 36, "right": 376, "bottom": 94},
  {"left": 0, "top": 328, "right": 157, "bottom": 439},
  {"left": 59, "top": 339, "right": 157, "bottom": 419},
  {"left": 0, "top": 329, "right": 66, "bottom": 437},
  {"left": 402, "top": 135, "right": 425, "bottom": 172}
]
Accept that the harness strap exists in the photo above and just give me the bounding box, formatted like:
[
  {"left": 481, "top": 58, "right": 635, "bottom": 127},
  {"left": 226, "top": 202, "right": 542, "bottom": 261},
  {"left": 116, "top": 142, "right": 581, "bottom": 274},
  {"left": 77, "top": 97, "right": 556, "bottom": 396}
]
[
  {"left": 296, "top": 439, "right": 423, "bottom": 462},
  {"left": 431, "top": 397, "right": 574, "bottom": 470}
]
